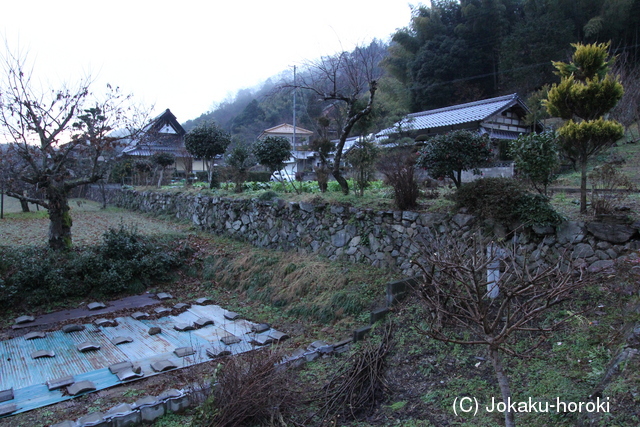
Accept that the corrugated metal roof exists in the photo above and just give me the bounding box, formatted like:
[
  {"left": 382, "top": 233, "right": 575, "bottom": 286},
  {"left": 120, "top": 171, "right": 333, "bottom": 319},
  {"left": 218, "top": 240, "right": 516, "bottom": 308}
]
[
  {"left": 0, "top": 305, "right": 279, "bottom": 417},
  {"left": 378, "top": 94, "right": 521, "bottom": 136}
]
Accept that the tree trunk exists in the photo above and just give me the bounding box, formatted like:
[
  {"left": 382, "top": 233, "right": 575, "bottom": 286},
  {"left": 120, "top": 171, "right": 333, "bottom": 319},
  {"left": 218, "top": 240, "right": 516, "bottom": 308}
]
[
  {"left": 47, "top": 187, "right": 73, "bottom": 250},
  {"left": 489, "top": 346, "right": 516, "bottom": 427},
  {"left": 580, "top": 159, "right": 588, "bottom": 214},
  {"left": 20, "top": 199, "right": 30, "bottom": 213},
  {"left": 333, "top": 170, "right": 349, "bottom": 195}
]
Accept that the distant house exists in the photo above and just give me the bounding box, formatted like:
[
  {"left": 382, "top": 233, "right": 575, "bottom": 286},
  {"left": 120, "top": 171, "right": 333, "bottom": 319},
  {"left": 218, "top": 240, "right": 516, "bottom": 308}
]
[
  {"left": 122, "top": 109, "right": 201, "bottom": 173},
  {"left": 378, "top": 93, "right": 541, "bottom": 144},
  {"left": 258, "top": 123, "right": 315, "bottom": 174},
  {"left": 377, "top": 93, "right": 543, "bottom": 180}
]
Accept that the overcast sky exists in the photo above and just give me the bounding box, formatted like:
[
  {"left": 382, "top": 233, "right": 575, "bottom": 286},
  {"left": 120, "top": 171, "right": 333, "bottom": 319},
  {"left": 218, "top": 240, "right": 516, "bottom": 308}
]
[{"left": 1, "top": 1, "right": 415, "bottom": 123}]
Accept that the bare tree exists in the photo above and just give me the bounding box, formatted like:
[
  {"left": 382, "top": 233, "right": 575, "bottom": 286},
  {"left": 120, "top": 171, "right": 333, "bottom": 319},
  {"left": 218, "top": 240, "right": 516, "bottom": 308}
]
[
  {"left": 412, "top": 232, "right": 588, "bottom": 427},
  {"left": 294, "top": 41, "right": 386, "bottom": 194},
  {"left": 0, "top": 48, "right": 148, "bottom": 249}
]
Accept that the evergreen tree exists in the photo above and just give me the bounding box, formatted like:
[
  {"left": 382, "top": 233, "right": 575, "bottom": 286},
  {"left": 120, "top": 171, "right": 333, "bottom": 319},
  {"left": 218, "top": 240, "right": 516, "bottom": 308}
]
[{"left": 544, "top": 42, "right": 624, "bottom": 213}]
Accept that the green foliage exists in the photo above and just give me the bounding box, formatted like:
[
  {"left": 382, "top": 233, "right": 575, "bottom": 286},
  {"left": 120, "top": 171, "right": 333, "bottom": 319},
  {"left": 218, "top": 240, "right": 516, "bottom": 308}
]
[
  {"left": 184, "top": 121, "right": 231, "bottom": 160},
  {"left": 150, "top": 152, "right": 175, "bottom": 167},
  {"left": 253, "top": 136, "right": 292, "bottom": 173},
  {"left": 417, "top": 130, "right": 492, "bottom": 188},
  {"left": 455, "top": 178, "right": 563, "bottom": 226},
  {"left": 0, "top": 225, "right": 188, "bottom": 308},
  {"left": 510, "top": 131, "right": 560, "bottom": 194},
  {"left": 545, "top": 42, "right": 625, "bottom": 213},
  {"left": 345, "top": 138, "right": 380, "bottom": 196}
]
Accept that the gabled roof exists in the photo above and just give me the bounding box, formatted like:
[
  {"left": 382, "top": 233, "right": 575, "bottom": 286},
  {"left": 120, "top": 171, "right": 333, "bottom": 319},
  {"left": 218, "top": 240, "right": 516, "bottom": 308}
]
[
  {"left": 379, "top": 94, "right": 527, "bottom": 136},
  {"left": 143, "top": 109, "right": 186, "bottom": 136},
  {"left": 259, "top": 123, "right": 314, "bottom": 138}
]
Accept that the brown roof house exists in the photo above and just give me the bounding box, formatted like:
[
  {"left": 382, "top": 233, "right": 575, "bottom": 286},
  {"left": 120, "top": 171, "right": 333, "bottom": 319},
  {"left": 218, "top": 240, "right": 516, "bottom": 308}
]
[
  {"left": 258, "top": 123, "right": 315, "bottom": 175},
  {"left": 122, "top": 109, "right": 197, "bottom": 173},
  {"left": 377, "top": 93, "right": 543, "bottom": 180}
]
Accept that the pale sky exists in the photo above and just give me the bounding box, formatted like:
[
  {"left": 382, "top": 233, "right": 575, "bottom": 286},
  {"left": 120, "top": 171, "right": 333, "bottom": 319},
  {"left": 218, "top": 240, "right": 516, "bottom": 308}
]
[{"left": 1, "top": 1, "right": 415, "bottom": 123}]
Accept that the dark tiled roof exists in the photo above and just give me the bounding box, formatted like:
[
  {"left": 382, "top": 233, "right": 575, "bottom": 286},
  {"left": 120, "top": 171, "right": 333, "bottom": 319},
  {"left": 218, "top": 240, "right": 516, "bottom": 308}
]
[{"left": 379, "top": 94, "right": 522, "bottom": 135}]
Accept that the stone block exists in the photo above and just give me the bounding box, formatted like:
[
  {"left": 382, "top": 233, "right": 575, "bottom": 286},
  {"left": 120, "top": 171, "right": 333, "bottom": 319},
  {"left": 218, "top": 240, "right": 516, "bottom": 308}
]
[
  {"left": 151, "top": 360, "right": 177, "bottom": 372},
  {"left": 195, "top": 297, "right": 213, "bottom": 305},
  {"left": 67, "top": 380, "right": 96, "bottom": 396},
  {"left": 353, "top": 325, "right": 371, "bottom": 342},
  {"left": 194, "top": 317, "right": 214, "bottom": 328},
  {"left": 62, "top": 324, "right": 85, "bottom": 333},
  {"left": 173, "top": 322, "right": 195, "bottom": 332},
  {"left": 116, "top": 367, "right": 144, "bottom": 381},
  {"left": 156, "top": 292, "right": 173, "bottom": 300},
  {"left": 109, "top": 361, "right": 133, "bottom": 374},
  {"left": 159, "top": 389, "right": 190, "bottom": 413},
  {"left": 131, "top": 312, "right": 149, "bottom": 320},
  {"left": 221, "top": 335, "right": 241, "bottom": 345},
  {"left": 87, "top": 302, "right": 106, "bottom": 311},
  {"left": 148, "top": 327, "right": 162, "bottom": 335},
  {"left": 94, "top": 318, "right": 118, "bottom": 327},
  {"left": 154, "top": 307, "right": 172, "bottom": 315},
  {"left": 174, "top": 347, "right": 195, "bottom": 357},
  {"left": 251, "top": 323, "right": 270, "bottom": 333},
  {"left": 24, "top": 331, "right": 46, "bottom": 340},
  {"left": 370, "top": 307, "right": 390, "bottom": 324},
  {"left": 14, "top": 315, "right": 35, "bottom": 324},
  {"left": 77, "top": 341, "right": 101, "bottom": 352},
  {"left": 111, "top": 336, "right": 133, "bottom": 345},
  {"left": 268, "top": 330, "right": 289, "bottom": 342},
  {"left": 0, "top": 388, "right": 13, "bottom": 403},
  {"left": 133, "top": 396, "right": 165, "bottom": 423},
  {"left": 224, "top": 311, "right": 240, "bottom": 320},
  {"left": 0, "top": 403, "right": 17, "bottom": 416},
  {"left": 32, "top": 350, "right": 55, "bottom": 359},
  {"left": 47, "top": 376, "right": 75, "bottom": 391}
]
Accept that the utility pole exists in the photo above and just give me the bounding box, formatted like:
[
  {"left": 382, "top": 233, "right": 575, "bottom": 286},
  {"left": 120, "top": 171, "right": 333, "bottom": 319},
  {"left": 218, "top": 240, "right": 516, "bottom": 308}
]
[{"left": 292, "top": 65, "right": 297, "bottom": 174}]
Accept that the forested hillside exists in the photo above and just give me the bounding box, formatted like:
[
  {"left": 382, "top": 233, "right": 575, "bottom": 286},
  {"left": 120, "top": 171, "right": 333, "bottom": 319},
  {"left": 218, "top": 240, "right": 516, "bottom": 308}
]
[{"left": 183, "top": 0, "right": 640, "bottom": 143}]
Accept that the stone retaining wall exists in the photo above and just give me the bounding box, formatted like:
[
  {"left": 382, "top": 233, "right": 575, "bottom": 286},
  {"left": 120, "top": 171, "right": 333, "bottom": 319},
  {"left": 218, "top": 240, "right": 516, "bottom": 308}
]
[{"left": 85, "top": 186, "right": 640, "bottom": 275}]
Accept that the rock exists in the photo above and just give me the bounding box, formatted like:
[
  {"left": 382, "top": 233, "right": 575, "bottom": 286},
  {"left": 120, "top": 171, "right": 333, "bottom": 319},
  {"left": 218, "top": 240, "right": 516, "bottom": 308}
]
[
  {"left": 557, "top": 221, "right": 585, "bottom": 244},
  {"left": 572, "top": 243, "right": 595, "bottom": 259},
  {"left": 14, "top": 315, "right": 35, "bottom": 325},
  {"left": 156, "top": 292, "right": 173, "bottom": 300},
  {"left": 148, "top": 327, "right": 162, "bottom": 335},
  {"left": 586, "top": 222, "right": 636, "bottom": 243},
  {"left": 588, "top": 260, "right": 615, "bottom": 273},
  {"left": 452, "top": 213, "right": 475, "bottom": 228}
]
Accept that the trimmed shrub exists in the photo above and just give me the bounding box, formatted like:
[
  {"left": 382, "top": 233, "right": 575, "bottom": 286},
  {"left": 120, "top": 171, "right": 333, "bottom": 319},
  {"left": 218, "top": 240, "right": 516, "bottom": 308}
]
[{"left": 455, "top": 177, "right": 563, "bottom": 226}]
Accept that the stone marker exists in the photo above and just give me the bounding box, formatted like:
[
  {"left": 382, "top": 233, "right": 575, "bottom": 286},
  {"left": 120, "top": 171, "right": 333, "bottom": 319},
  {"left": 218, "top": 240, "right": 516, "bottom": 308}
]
[
  {"left": 116, "top": 367, "right": 144, "bottom": 381},
  {"left": 109, "top": 361, "right": 133, "bottom": 374},
  {"left": 173, "top": 322, "right": 196, "bottom": 332},
  {"left": 148, "top": 326, "right": 162, "bottom": 335},
  {"left": 195, "top": 297, "right": 213, "bottom": 305},
  {"left": 24, "top": 331, "right": 46, "bottom": 340},
  {"left": 94, "top": 318, "right": 117, "bottom": 327},
  {"left": 194, "top": 317, "right": 214, "bottom": 328},
  {"left": 0, "top": 388, "right": 13, "bottom": 403},
  {"left": 150, "top": 360, "right": 177, "bottom": 372},
  {"left": 111, "top": 336, "right": 133, "bottom": 345},
  {"left": 224, "top": 311, "right": 240, "bottom": 320},
  {"left": 87, "top": 302, "right": 106, "bottom": 311},
  {"left": 77, "top": 341, "right": 101, "bottom": 352},
  {"left": 174, "top": 346, "right": 195, "bottom": 357},
  {"left": 61, "top": 324, "right": 84, "bottom": 333},
  {"left": 206, "top": 347, "right": 232, "bottom": 358},
  {"left": 46, "top": 376, "right": 75, "bottom": 391},
  {"left": 131, "top": 311, "right": 149, "bottom": 320},
  {"left": 14, "top": 315, "right": 35, "bottom": 324},
  {"left": 173, "top": 303, "right": 190, "bottom": 310},
  {"left": 251, "top": 323, "right": 270, "bottom": 333},
  {"left": 221, "top": 335, "right": 241, "bottom": 345},
  {"left": 156, "top": 292, "right": 173, "bottom": 300},
  {"left": 0, "top": 403, "right": 17, "bottom": 416},
  {"left": 67, "top": 380, "right": 96, "bottom": 396},
  {"left": 31, "top": 350, "right": 55, "bottom": 359}
]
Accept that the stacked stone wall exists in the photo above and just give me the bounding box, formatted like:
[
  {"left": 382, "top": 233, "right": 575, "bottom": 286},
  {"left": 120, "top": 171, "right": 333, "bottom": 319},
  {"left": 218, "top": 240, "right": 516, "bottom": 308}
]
[{"left": 85, "top": 186, "right": 640, "bottom": 276}]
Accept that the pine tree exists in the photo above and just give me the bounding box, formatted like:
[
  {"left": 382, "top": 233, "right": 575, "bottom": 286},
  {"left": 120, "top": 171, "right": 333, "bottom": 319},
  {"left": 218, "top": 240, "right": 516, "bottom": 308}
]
[{"left": 544, "top": 42, "right": 624, "bottom": 213}]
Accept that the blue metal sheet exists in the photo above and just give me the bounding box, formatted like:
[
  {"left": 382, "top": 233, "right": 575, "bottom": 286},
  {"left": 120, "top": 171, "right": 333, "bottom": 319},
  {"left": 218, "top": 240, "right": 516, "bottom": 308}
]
[{"left": 0, "top": 305, "right": 283, "bottom": 418}]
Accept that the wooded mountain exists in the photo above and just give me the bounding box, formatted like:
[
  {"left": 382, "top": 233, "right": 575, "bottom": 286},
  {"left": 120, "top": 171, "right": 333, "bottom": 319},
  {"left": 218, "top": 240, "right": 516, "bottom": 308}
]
[{"left": 183, "top": 0, "right": 640, "bottom": 143}]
